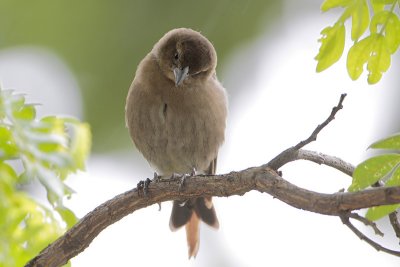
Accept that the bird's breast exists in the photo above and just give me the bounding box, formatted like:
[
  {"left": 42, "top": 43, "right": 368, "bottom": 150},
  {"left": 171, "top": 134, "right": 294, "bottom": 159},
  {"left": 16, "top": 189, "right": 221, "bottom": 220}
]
[{"left": 133, "top": 86, "right": 225, "bottom": 176}]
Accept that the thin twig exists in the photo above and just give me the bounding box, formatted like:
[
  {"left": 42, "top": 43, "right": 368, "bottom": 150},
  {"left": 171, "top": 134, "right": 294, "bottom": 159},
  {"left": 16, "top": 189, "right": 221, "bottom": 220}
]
[
  {"left": 294, "top": 93, "right": 346, "bottom": 150},
  {"left": 265, "top": 149, "right": 355, "bottom": 176},
  {"left": 267, "top": 94, "right": 347, "bottom": 170},
  {"left": 340, "top": 213, "right": 400, "bottom": 257},
  {"left": 298, "top": 149, "right": 354, "bottom": 176},
  {"left": 389, "top": 211, "right": 400, "bottom": 243},
  {"left": 346, "top": 212, "right": 384, "bottom": 236}
]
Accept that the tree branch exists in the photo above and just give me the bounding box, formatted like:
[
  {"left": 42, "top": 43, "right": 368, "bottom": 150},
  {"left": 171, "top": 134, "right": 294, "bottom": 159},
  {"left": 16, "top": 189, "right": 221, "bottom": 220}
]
[
  {"left": 345, "top": 212, "right": 383, "bottom": 237},
  {"left": 266, "top": 149, "right": 355, "bottom": 177},
  {"left": 267, "top": 93, "right": 346, "bottom": 170},
  {"left": 294, "top": 93, "right": 346, "bottom": 150},
  {"left": 389, "top": 211, "right": 400, "bottom": 243},
  {"left": 25, "top": 93, "right": 400, "bottom": 267},
  {"left": 340, "top": 213, "right": 400, "bottom": 257},
  {"left": 26, "top": 167, "right": 400, "bottom": 267}
]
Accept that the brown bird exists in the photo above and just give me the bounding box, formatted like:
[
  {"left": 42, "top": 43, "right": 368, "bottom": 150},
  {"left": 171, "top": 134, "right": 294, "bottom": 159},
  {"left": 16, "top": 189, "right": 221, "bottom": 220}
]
[{"left": 125, "top": 28, "right": 227, "bottom": 258}]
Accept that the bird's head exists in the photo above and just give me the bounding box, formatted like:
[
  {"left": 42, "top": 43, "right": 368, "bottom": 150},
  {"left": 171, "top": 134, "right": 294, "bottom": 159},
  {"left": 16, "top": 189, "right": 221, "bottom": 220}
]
[{"left": 153, "top": 28, "right": 217, "bottom": 87}]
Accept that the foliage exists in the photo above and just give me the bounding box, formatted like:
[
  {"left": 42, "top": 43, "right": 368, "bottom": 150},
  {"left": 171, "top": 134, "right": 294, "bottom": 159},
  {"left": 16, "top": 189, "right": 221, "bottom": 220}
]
[
  {"left": 316, "top": 0, "right": 400, "bottom": 84},
  {"left": 349, "top": 133, "right": 400, "bottom": 220},
  {"left": 0, "top": 88, "right": 91, "bottom": 266}
]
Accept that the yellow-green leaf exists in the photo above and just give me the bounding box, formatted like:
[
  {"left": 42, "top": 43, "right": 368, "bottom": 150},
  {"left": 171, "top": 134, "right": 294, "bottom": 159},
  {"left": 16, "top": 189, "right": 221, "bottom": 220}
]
[
  {"left": 366, "top": 166, "right": 400, "bottom": 221},
  {"left": 67, "top": 119, "right": 91, "bottom": 170},
  {"left": 40, "top": 116, "right": 66, "bottom": 135},
  {"left": 347, "top": 33, "right": 390, "bottom": 83},
  {"left": 370, "top": 11, "right": 400, "bottom": 54},
  {"left": 386, "top": 164, "right": 400, "bottom": 186},
  {"left": 0, "top": 161, "right": 18, "bottom": 194},
  {"left": 370, "top": 132, "right": 400, "bottom": 149},
  {"left": 347, "top": 34, "right": 375, "bottom": 80},
  {"left": 321, "top": 0, "right": 352, "bottom": 11},
  {"left": 367, "top": 34, "right": 390, "bottom": 84},
  {"left": 55, "top": 206, "right": 78, "bottom": 229},
  {"left": 351, "top": 0, "right": 370, "bottom": 41},
  {"left": 372, "top": 0, "right": 397, "bottom": 3},
  {"left": 12, "top": 104, "right": 36, "bottom": 121},
  {"left": 371, "top": 0, "right": 385, "bottom": 13},
  {"left": 0, "top": 126, "right": 18, "bottom": 159},
  {"left": 316, "top": 23, "right": 346, "bottom": 72},
  {"left": 349, "top": 153, "right": 400, "bottom": 192},
  {"left": 366, "top": 204, "right": 400, "bottom": 221}
]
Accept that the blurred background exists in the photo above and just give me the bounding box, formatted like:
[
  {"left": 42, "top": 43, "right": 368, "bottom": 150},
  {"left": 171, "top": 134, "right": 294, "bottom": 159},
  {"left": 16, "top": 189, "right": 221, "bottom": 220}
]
[{"left": 1, "top": 0, "right": 400, "bottom": 266}]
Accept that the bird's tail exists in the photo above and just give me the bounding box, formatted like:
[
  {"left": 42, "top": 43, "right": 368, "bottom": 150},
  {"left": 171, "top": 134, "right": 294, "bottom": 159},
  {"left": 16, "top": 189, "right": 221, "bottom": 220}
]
[{"left": 169, "top": 197, "right": 219, "bottom": 258}]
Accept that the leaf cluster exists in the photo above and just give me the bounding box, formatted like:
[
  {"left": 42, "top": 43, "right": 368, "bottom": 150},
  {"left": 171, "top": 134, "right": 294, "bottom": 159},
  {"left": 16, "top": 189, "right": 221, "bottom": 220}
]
[
  {"left": 316, "top": 0, "right": 400, "bottom": 84},
  {"left": 0, "top": 89, "right": 91, "bottom": 266},
  {"left": 349, "top": 133, "right": 400, "bottom": 220}
]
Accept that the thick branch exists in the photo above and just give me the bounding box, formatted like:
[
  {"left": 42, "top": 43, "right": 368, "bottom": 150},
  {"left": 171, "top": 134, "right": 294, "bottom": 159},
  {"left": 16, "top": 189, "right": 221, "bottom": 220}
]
[{"left": 26, "top": 167, "right": 400, "bottom": 267}]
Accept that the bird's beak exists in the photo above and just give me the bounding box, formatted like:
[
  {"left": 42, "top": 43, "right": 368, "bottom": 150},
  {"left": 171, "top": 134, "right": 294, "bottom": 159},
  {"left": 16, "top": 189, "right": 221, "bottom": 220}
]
[{"left": 173, "top": 66, "right": 189, "bottom": 86}]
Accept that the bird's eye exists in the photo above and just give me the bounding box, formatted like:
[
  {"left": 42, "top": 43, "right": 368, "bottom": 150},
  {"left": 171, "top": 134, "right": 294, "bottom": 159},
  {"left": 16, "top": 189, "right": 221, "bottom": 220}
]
[{"left": 174, "top": 52, "right": 179, "bottom": 61}]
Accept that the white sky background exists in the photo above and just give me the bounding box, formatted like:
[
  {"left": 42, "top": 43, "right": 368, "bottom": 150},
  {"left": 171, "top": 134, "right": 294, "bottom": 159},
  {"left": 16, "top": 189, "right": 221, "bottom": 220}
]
[{"left": 1, "top": 0, "right": 400, "bottom": 266}]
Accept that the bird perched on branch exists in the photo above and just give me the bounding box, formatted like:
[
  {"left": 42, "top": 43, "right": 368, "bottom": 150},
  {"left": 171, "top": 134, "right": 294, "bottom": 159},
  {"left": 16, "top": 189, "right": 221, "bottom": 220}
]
[{"left": 125, "top": 28, "right": 228, "bottom": 258}]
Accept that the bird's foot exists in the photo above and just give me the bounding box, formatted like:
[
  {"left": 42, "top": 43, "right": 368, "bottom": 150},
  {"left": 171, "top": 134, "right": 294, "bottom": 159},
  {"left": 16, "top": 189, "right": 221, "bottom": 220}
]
[
  {"left": 178, "top": 174, "right": 188, "bottom": 191},
  {"left": 171, "top": 168, "right": 197, "bottom": 191},
  {"left": 137, "top": 177, "right": 151, "bottom": 197},
  {"left": 153, "top": 171, "right": 161, "bottom": 181}
]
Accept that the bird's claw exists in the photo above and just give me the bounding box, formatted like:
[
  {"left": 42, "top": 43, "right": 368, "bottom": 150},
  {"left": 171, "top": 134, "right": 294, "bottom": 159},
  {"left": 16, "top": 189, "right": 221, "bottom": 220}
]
[
  {"left": 179, "top": 174, "right": 188, "bottom": 191},
  {"left": 137, "top": 178, "right": 151, "bottom": 197},
  {"left": 173, "top": 168, "right": 197, "bottom": 191},
  {"left": 153, "top": 171, "right": 160, "bottom": 181}
]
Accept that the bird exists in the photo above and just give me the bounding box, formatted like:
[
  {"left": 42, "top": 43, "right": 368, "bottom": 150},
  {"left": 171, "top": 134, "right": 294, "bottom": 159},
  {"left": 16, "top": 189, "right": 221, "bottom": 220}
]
[{"left": 125, "top": 28, "right": 228, "bottom": 258}]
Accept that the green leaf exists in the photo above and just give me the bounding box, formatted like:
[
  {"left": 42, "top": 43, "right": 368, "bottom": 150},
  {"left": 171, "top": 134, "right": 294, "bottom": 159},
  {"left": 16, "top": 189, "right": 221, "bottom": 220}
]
[
  {"left": 0, "top": 161, "right": 18, "bottom": 194},
  {"left": 321, "top": 0, "right": 352, "bottom": 11},
  {"left": 349, "top": 153, "right": 400, "bottom": 191},
  {"left": 12, "top": 104, "right": 36, "bottom": 121},
  {"left": 366, "top": 164, "right": 400, "bottom": 221},
  {"left": 370, "top": 132, "right": 400, "bottom": 149},
  {"left": 351, "top": 0, "right": 370, "bottom": 41},
  {"left": 66, "top": 119, "right": 91, "bottom": 170},
  {"left": 371, "top": 0, "right": 385, "bottom": 13},
  {"left": 0, "top": 190, "right": 64, "bottom": 266},
  {"left": 55, "top": 206, "right": 78, "bottom": 229},
  {"left": 8, "top": 93, "right": 25, "bottom": 111},
  {"left": 0, "top": 126, "right": 19, "bottom": 159},
  {"left": 347, "top": 33, "right": 390, "bottom": 83},
  {"left": 355, "top": 162, "right": 400, "bottom": 221},
  {"left": 347, "top": 34, "right": 375, "bottom": 80},
  {"left": 366, "top": 204, "right": 400, "bottom": 221},
  {"left": 370, "top": 11, "right": 400, "bottom": 54},
  {"left": 315, "top": 23, "right": 346, "bottom": 72},
  {"left": 386, "top": 164, "right": 400, "bottom": 186},
  {"left": 0, "top": 88, "right": 92, "bottom": 265},
  {"left": 372, "top": 0, "right": 397, "bottom": 3},
  {"left": 367, "top": 34, "right": 390, "bottom": 84},
  {"left": 40, "top": 116, "right": 67, "bottom": 135},
  {"left": 384, "top": 15, "right": 400, "bottom": 54}
]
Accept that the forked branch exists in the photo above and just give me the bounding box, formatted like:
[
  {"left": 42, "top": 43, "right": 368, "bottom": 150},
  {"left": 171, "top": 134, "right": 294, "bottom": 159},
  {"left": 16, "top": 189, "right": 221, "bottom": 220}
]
[{"left": 25, "top": 94, "right": 400, "bottom": 267}]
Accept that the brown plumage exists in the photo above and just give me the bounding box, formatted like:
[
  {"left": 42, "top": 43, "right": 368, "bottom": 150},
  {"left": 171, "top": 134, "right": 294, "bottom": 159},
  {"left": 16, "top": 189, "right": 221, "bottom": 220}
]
[{"left": 125, "top": 28, "right": 227, "bottom": 258}]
